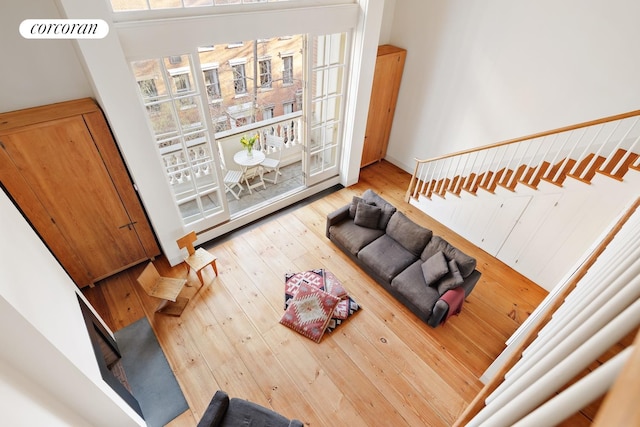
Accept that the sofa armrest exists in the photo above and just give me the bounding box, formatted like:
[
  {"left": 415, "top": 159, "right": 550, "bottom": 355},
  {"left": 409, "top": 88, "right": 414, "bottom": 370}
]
[
  {"left": 197, "top": 390, "right": 230, "bottom": 427},
  {"left": 461, "top": 270, "right": 481, "bottom": 297},
  {"left": 428, "top": 299, "right": 449, "bottom": 328},
  {"left": 326, "top": 205, "right": 350, "bottom": 238}
]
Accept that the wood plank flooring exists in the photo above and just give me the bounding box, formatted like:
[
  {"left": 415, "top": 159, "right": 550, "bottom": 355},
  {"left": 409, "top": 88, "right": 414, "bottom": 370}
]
[{"left": 83, "top": 160, "right": 548, "bottom": 426}]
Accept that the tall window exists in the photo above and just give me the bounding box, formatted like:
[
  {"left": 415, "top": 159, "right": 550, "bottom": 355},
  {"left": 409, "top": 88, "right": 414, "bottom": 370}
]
[
  {"left": 232, "top": 63, "right": 247, "bottom": 95},
  {"left": 110, "top": 0, "right": 299, "bottom": 12},
  {"left": 309, "top": 32, "right": 348, "bottom": 177},
  {"left": 282, "top": 55, "right": 293, "bottom": 85},
  {"left": 283, "top": 102, "right": 294, "bottom": 114},
  {"left": 131, "top": 55, "right": 223, "bottom": 225},
  {"left": 203, "top": 68, "right": 221, "bottom": 100},
  {"left": 259, "top": 59, "right": 272, "bottom": 88}
]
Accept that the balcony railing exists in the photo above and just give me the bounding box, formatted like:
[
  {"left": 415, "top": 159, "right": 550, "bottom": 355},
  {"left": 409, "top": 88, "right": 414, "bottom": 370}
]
[{"left": 159, "top": 111, "right": 303, "bottom": 191}]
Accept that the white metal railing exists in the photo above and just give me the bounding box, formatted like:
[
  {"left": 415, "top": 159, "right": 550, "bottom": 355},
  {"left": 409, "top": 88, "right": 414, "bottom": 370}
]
[{"left": 407, "top": 110, "right": 640, "bottom": 202}]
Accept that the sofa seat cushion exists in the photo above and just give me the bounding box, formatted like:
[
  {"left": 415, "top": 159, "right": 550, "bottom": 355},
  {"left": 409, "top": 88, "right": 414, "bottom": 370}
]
[
  {"left": 358, "top": 234, "right": 418, "bottom": 283},
  {"left": 330, "top": 221, "right": 385, "bottom": 256},
  {"left": 421, "top": 236, "right": 477, "bottom": 278},
  {"left": 391, "top": 260, "right": 441, "bottom": 317},
  {"left": 386, "top": 211, "right": 433, "bottom": 257}
]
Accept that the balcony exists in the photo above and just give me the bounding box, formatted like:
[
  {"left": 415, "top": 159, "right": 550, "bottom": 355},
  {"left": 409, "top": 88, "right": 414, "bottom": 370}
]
[{"left": 159, "top": 112, "right": 304, "bottom": 220}]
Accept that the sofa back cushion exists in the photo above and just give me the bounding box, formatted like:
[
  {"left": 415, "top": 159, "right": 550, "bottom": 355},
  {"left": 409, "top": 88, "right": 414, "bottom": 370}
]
[
  {"left": 386, "top": 211, "right": 433, "bottom": 257},
  {"left": 362, "top": 189, "right": 397, "bottom": 229},
  {"left": 353, "top": 202, "right": 382, "bottom": 229},
  {"left": 421, "top": 236, "right": 477, "bottom": 278}
]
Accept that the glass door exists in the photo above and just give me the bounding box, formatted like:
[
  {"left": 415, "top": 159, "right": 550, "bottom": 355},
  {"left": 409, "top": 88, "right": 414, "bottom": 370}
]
[
  {"left": 306, "top": 32, "right": 349, "bottom": 186},
  {"left": 131, "top": 54, "right": 228, "bottom": 230}
]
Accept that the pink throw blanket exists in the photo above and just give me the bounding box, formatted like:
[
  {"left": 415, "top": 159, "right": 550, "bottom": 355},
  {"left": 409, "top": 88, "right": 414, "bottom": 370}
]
[{"left": 440, "top": 287, "right": 465, "bottom": 324}]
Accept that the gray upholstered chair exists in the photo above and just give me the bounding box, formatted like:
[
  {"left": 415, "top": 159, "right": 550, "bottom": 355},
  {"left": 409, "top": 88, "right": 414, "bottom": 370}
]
[{"left": 197, "top": 390, "right": 304, "bottom": 427}]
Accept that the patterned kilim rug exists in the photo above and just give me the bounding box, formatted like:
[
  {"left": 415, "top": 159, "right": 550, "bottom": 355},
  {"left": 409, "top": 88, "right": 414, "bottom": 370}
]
[
  {"left": 115, "top": 317, "right": 188, "bottom": 427},
  {"left": 281, "top": 269, "right": 361, "bottom": 342}
]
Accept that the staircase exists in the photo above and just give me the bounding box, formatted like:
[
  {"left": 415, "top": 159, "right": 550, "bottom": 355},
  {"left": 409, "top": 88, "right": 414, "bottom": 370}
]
[{"left": 406, "top": 110, "right": 640, "bottom": 291}]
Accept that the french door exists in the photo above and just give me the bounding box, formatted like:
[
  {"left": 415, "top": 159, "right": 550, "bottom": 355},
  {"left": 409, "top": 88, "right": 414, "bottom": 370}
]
[
  {"left": 306, "top": 32, "right": 349, "bottom": 186},
  {"left": 129, "top": 31, "right": 349, "bottom": 232},
  {"left": 131, "top": 54, "right": 228, "bottom": 231}
]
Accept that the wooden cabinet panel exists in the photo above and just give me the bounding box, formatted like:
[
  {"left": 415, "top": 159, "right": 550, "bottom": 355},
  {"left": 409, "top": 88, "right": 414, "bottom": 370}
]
[
  {"left": 361, "top": 45, "right": 406, "bottom": 168},
  {"left": 0, "top": 98, "right": 160, "bottom": 287}
]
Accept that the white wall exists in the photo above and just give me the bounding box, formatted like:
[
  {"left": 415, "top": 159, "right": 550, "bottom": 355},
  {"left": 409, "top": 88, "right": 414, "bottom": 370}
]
[
  {"left": 385, "top": 0, "right": 640, "bottom": 171},
  {"left": 0, "top": 191, "right": 144, "bottom": 426},
  {"left": 0, "top": 0, "right": 93, "bottom": 113},
  {"left": 0, "top": 2, "right": 143, "bottom": 424}
]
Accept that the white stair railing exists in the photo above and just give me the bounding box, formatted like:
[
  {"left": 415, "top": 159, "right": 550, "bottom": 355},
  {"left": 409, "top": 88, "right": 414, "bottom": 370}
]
[{"left": 407, "top": 110, "right": 640, "bottom": 203}]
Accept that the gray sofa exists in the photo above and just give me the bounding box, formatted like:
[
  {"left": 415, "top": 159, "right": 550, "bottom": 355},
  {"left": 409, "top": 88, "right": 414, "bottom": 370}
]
[
  {"left": 197, "top": 390, "right": 303, "bottom": 427},
  {"left": 326, "top": 189, "right": 481, "bottom": 327}
]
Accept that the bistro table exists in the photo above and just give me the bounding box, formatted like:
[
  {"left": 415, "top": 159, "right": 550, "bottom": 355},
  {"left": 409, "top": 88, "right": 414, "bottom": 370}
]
[{"left": 233, "top": 150, "right": 267, "bottom": 194}]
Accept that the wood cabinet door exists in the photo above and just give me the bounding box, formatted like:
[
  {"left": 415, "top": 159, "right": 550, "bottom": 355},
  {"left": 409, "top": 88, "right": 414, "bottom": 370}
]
[
  {"left": 0, "top": 116, "right": 148, "bottom": 286},
  {"left": 361, "top": 47, "right": 406, "bottom": 168}
]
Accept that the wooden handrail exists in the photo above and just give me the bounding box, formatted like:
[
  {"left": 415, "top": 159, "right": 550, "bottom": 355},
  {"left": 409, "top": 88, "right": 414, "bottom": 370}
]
[
  {"left": 454, "top": 196, "right": 640, "bottom": 426},
  {"left": 414, "top": 109, "right": 640, "bottom": 165},
  {"left": 593, "top": 327, "right": 640, "bottom": 426}
]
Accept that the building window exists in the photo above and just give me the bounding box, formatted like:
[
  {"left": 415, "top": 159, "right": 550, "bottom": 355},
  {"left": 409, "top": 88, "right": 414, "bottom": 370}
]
[
  {"left": 172, "top": 73, "right": 190, "bottom": 94},
  {"left": 203, "top": 68, "right": 221, "bottom": 100},
  {"left": 283, "top": 101, "right": 294, "bottom": 114},
  {"left": 263, "top": 106, "right": 274, "bottom": 120},
  {"left": 259, "top": 59, "right": 272, "bottom": 88},
  {"left": 282, "top": 55, "right": 293, "bottom": 85},
  {"left": 137, "top": 78, "right": 158, "bottom": 100},
  {"left": 232, "top": 64, "right": 247, "bottom": 95}
]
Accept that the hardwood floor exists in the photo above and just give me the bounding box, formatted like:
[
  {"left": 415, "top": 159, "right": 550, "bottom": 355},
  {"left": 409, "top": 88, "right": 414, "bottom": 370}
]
[{"left": 83, "top": 160, "right": 548, "bottom": 426}]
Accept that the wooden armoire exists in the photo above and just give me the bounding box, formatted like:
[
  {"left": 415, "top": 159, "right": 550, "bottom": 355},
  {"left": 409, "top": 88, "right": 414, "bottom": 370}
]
[
  {"left": 0, "top": 98, "right": 160, "bottom": 288},
  {"left": 361, "top": 45, "right": 407, "bottom": 168}
]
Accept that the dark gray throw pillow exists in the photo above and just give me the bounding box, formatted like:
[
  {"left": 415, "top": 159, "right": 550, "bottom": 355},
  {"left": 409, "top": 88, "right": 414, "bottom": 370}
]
[
  {"left": 421, "top": 251, "right": 449, "bottom": 287},
  {"left": 354, "top": 202, "right": 382, "bottom": 229},
  {"left": 437, "top": 259, "right": 464, "bottom": 295},
  {"left": 349, "top": 196, "right": 365, "bottom": 218}
]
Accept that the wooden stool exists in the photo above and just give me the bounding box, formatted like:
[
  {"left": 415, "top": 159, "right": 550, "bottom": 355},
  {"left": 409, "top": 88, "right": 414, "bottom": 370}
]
[{"left": 177, "top": 231, "right": 218, "bottom": 286}]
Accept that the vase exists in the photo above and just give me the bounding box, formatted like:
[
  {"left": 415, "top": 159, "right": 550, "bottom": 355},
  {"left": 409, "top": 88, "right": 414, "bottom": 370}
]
[{"left": 246, "top": 146, "right": 253, "bottom": 158}]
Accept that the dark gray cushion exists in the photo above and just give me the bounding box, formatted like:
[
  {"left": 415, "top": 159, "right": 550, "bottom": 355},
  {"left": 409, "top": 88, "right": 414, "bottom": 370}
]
[
  {"left": 329, "top": 221, "right": 384, "bottom": 256},
  {"left": 436, "top": 259, "right": 464, "bottom": 295},
  {"left": 349, "top": 196, "right": 365, "bottom": 218},
  {"left": 198, "top": 391, "right": 229, "bottom": 427},
  {"left": 421, "top": 251, "right": 449, "bottom": 287},
  {"left": 386, "top": 211, "right": 433, "bottom": 257},
  {"left": 420, "top": 235, "right": 477, "bottom": 278},
  {"left": 354, "top": 202, "right": 381, "bottom": 229},
  {"left": 362, "top": 189, "right": 397, "bottom": 229},
  {"left": 221, "top": 398, "right": 294, "bottom": 427},
  {"left": 391, "top": 260, "right": 441, "bottom": 316},
  {"left": 358, "top": 234, "right": 418, "bottom": 283}
]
